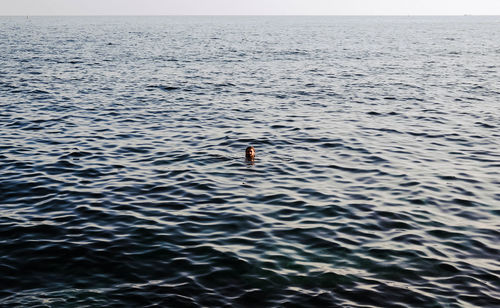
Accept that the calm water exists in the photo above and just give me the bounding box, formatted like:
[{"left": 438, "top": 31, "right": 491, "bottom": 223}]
[{"left": 1, "top": 16, "right": 499, "bottom": 307}]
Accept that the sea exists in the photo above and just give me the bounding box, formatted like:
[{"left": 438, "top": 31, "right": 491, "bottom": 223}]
[{"left": 0, "top": 16, "right": 499, "bottom": 307}]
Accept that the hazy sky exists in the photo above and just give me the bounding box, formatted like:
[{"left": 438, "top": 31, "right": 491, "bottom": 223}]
[{"left": 1, "top": 0, "right": 500, "bottom": 15}]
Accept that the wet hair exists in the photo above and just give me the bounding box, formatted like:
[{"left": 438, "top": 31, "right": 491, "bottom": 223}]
[{"left": 245, "top": 146, "right": 255, "bottom": 159}]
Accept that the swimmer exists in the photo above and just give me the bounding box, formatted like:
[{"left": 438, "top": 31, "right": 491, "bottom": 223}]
[{"left": 245, "top": 146, "right": 255, "bottom": 161}]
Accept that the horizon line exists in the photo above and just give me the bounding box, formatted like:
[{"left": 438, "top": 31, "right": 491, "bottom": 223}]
[{"left": 2, "top": 14, "right": 498, "bottom": 17}]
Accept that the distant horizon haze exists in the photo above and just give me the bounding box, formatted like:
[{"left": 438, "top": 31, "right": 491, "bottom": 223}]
[{"left": 1, "top": 0, "right": 500, "bottom": 16}]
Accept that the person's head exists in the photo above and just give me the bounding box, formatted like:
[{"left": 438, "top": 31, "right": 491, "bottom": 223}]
[{"left": 245, "top": 146, "right": 255, "bottom": 160}]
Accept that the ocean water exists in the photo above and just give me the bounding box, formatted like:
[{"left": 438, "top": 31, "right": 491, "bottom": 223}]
[{"left": 1, "top": 16, "right": 499, "bottom": 307}]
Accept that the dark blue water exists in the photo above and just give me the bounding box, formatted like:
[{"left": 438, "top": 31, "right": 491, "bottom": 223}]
[{"left": 1, "top": 16, "right": 499, "bottom": 307}]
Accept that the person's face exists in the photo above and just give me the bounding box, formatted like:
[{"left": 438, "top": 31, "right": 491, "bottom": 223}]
[{"left": 246, "top": 148, "right": 255, "bottom": 159}]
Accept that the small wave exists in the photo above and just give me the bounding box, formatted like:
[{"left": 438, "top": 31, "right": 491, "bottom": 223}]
[{"left": 147, "top": 85, "right": 181, "bottom": 91}]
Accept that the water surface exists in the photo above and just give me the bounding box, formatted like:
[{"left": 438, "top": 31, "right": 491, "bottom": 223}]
[{"left": 0, "top": 16, "right": 499, "bottom": 307}]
